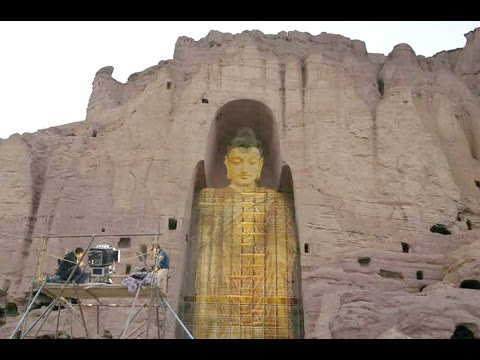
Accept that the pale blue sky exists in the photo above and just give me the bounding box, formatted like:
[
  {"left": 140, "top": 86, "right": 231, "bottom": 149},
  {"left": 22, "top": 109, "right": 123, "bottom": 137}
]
[{"left": 1, "top": 21, "right": 479, "bottom": 139}]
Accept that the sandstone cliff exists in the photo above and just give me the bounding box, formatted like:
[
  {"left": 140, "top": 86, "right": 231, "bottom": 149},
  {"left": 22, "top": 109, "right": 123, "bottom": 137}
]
[{"left": 1, "top": 28, "right": 479, "bottom": 339}]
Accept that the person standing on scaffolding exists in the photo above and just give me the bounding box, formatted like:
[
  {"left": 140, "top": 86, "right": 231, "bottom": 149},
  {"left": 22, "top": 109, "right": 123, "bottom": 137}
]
[
  {"left": 154, "top": 245, "right": 169, "bottom": 293},
  {"left": 56, "top": 247, "right": 90, "bottom": 284}
]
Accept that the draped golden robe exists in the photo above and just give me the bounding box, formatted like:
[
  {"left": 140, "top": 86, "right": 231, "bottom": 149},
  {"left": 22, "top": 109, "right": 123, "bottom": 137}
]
[{"left": 181, "top": 186, "right": 301, "bottom": 339}]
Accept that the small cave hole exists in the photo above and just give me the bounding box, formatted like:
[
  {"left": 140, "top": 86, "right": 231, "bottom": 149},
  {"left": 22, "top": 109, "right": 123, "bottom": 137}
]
[
  {"left": 304, "top": 243, "right": 310, "bottom": 254},
  {"left": 5, "top": 302, "right": 18, "bottom": 316},
  {"left": 118, "top": 237, "right": 131, "bottom": 248},
  {"left": 201, "top": 98, "right": 209, "bottom": 104},
  {"left": 168, "top": 218, "right": 177, "bottom": 230},
  {"left": 451, "top": 325, "right": 475, "bottom": 339},
  {"left": 358, "top": 257, "right": 371, "bottom": 266},
  {"left": 466, "top": 219, "right": 472, "bottom": 230},
  {"left": 430, "top": 224, "right": 451, "bottom": 235},
  {"left": 416, "top": 271, "right": 424, "bottom": 280},
  {"left": 401, "top": 242, "right": 410, "bottom": 253},
  {"left": 459, "top": 280, "right": 480, "bottom": 290}
]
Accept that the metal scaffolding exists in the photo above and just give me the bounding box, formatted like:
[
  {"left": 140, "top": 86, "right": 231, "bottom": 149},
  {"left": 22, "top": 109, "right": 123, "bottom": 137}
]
[{"left": 11, "top": 233, "right": 193, "bottom": 339}]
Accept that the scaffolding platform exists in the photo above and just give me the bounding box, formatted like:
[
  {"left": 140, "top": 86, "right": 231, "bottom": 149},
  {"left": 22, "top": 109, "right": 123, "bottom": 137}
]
[
  {"left": 10, "top": 232, "right": 194, "bottom": 339},
  {"left": 40, "top": 283, "right": 167, "bottom": 300}
]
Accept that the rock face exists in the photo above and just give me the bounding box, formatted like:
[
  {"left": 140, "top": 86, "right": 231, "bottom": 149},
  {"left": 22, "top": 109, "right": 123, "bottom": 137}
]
[{"left": 1, "top": 28, "right": 480, "bottom": 339}]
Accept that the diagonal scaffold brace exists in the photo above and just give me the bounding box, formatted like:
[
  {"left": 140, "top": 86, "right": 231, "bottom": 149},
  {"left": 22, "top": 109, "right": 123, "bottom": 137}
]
[
  {"left": 155, "top": 288, "right": 194, "bottom": 339},
  {"left": 11, "top": 234, "right": 97, "bottom": 339},
  {"left": 9, "top": 279, "right": 47, "bottom": 339}
]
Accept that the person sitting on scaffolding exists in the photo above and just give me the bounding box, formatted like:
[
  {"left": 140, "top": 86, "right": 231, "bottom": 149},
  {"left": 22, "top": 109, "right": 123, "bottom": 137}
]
[
  {"left": 56, "top": 247, "right": 90, "bottom": 284},
  {"left": 154, "top": 245, "right": 169, "bottom": 293}
]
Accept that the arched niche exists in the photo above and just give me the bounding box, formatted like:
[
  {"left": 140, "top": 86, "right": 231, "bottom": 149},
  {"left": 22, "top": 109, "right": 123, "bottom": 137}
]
[
  {"left": 205, "top": 99, "right": 282, "bottom": 189},
  {"left": 178, "top": 101, "right": 304, "bottom": 339}
]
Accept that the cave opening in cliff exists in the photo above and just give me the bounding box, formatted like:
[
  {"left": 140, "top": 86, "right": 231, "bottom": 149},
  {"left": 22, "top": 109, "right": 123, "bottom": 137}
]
[
  {"left": 178, "top": 99, "right": 304, "bottom": 338},
  {"left": 451, "top": 325, "right": 475, "bottom": 339},
  {"left": 358, "top": 257, "right": 371, "bottom": 266},
  {"left": 118, "top": 237, "right": 131, "bottom": 248},
  {"left": 430, "top": 224, "right": 451, "bottom": 235},
  {"left": 459, "top": 280, "right": 480, "bottom": 290},
  {"left": 466, "top": 219, "right": 472, "bottom": 230},
  {"left": 168, "top": 218, "right": 177, "bottom": 230}
]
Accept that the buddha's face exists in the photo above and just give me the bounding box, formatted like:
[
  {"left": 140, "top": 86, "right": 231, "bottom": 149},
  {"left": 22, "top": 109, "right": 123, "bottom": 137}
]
[{"left": 225, "top": 147, "right": 263, "bottom": 188}]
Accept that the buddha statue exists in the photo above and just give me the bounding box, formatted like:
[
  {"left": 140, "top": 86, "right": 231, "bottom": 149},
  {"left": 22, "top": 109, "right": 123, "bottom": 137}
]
[{"left": 181, "top": 127, "right": 302, "bottom": 339}]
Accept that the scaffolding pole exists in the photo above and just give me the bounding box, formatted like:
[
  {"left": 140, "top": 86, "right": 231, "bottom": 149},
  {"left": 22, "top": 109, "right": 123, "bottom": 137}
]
[
  {"left": 9, "top": 279, "right": 47, "bottom": 339},
  {"left": 158, "top": 289, "right": 194, "bottom": 339}
]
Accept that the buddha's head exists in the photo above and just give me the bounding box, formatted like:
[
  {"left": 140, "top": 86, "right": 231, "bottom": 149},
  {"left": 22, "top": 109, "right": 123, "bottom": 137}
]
[{"left": 224, "top": 127, "right": 264, "bottom": 190}]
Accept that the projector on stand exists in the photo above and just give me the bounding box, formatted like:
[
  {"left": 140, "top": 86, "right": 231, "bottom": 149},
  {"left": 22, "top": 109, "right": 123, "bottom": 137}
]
[{"left": 88, "top": 245, "right": 120, "bottom": 283}]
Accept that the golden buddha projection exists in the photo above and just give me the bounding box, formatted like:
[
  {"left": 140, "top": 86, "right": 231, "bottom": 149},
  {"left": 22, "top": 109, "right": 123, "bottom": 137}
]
[{"left": 180, "top": 127, "right": 303, "bottom": 339}]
